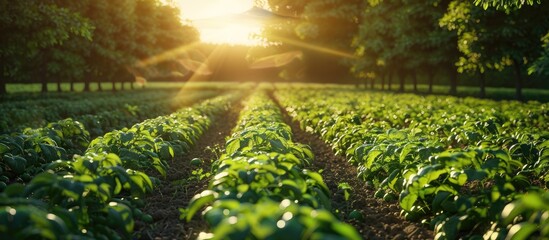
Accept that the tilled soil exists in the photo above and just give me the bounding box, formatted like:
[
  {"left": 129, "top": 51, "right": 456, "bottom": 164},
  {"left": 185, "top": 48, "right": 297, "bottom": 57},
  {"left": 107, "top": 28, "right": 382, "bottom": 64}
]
[
  {"left": 135, "top": 101, "right": 242, "bottom": 240},
  {"left": 272, "top": 94, "right": 435, "bottom": 240}
]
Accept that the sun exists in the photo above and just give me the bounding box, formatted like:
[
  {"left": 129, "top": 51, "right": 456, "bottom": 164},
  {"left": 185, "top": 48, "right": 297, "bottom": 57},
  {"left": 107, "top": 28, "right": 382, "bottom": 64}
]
[{"left": 174, "top": 0, "right": 262, "bottom": 45}]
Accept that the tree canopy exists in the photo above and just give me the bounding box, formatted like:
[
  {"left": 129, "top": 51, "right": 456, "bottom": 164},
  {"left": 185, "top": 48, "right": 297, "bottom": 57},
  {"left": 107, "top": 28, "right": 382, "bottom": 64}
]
[{"left": 0, "top": 0, "right": 199, "bottom": 93}]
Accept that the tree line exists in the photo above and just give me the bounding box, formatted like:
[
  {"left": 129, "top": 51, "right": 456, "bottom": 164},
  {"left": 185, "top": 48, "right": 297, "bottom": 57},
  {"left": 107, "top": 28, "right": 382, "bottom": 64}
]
[
  {"left": 253, "top": 0, "right": 549, "bottom": 100},
  {"left": 0, "top": 0, "right": 198, "bottom": 94}
]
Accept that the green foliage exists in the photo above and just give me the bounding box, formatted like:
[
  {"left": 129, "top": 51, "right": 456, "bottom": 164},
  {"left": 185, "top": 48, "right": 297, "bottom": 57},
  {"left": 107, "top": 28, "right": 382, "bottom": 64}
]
[
  {"left": 0, "top": 92, "right": 241, "bottom": 239},
  {"left": 183, "top": 91, "right": 360, "bottom": 239},
  {"left": 0, "top": 0, "right": 199, "bottom": 91},
  {"left": 275, "top": 86, "right": 549, "bottom": 239},
  {"left": 352, "top": 0, "right": 460, "bottom": 93},
  {"left": 0, "top": 1, "right": 93, "bottom": 84},
  {"left": 529, "top": 33, "right": 549, "bottom": 76},
  {"left": 473, "top": 0, "right": 541, "bottom": 9}
]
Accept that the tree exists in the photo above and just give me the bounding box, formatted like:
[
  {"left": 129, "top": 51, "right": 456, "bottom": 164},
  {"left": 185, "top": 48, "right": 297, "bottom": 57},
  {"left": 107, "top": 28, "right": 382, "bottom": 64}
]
[
  {"left": 352, "top": 0, "right": 459, "bottom": 93},
  {"left": 0, "top": 0, "right": 93, "bottom": 94},
  {"left": 440, "top": 0, "right": 549, "bottom": 100},
  {"left": 352, "top": 0, "right": 399, "bottom": 89}
]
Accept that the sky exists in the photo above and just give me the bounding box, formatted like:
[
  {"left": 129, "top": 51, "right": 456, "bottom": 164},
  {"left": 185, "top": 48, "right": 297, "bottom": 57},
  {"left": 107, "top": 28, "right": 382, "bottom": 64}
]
[{"left": 175, "top": 0, "right": 262, "bottom": 45}]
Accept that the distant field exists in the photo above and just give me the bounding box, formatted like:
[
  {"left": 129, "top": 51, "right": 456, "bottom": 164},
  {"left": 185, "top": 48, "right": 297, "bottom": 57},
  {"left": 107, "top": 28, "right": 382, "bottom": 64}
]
[
  {"left": 5, "top": 81, "right": 253, "bottom": 93},
  {"left": 353, "top": 83, "right": 549, "bottom": 102},
  {"left": 6, "top": 82, "right": 549, "bottom": 102}
]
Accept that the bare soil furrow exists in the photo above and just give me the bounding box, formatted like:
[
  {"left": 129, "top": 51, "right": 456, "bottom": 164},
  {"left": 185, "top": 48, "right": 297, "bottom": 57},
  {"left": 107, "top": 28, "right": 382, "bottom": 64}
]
[{"left": 136, "top": 101, "right": 242, "bottom": 240}]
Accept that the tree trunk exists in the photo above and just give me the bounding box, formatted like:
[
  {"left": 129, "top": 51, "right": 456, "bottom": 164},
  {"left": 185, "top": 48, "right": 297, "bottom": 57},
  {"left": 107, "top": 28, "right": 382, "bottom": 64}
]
[
  {"left": 370, "top": 78, "right": 375, "bottom": 89},
  {"left": 83, "top": 77, "right": 91, "bottom": 92},
  {"left": 121, "top": 82, "right": 125, "bottom": 91},
  {"left": 112, "top": 82, "right": 117, "bottom": 92},
  {"left": 412, "top": 73, "right": 418, "bottom": 93},
  {"left": 57, "top": 80, "right": 62, "bottom": 92},
  {"left": 449, "top": 70, "right": 457, "bottom": 95},
  {"left": 381, "top": 72, "right": 386, "bottom": 90},
  {"left": 513, "top": 59, "right": 523, "bottom": 101},
  {"left": 0, "top": 77, "right": 6, "bottom": 95},
  {"left": 131, "top": 82, "right": 134, "bottom": 90},
  {"left": 97, "top": 81, "right": 102, "bottom": 91},
  {"left": 70, "top": 81, "right": 75, "bottom": 92},
  {"left": 388, "top": 72, "right": 393, "bottom": 91},
  {"left": 479, "top": 71, "right": 486, "bottom": 98},
  {"left": 428, "top": 72, "right": 434, "bottom": 94},
  {"left": 398, "top": 71, "right": 406, "bottom": 92},
  {"left": 41, "top": 76, "right": 48, "bottom": 93}
]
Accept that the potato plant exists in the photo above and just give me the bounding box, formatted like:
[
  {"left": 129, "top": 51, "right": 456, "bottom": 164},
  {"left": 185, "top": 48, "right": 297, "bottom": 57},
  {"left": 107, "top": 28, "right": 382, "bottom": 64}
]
[
  {"left": 183, "top": 91, "right": 361, "bottom": 239},
  {"left": 275, "top": 88, "right": 549, "bottom": 239},
  {"left": 0, "top": 91, "right": 221, "bottom": 187},
  {"left": 0, "top": 90, "right": 175, "bottom": 133},
  {"left": 0, "top": 92, "right": 241, "bottom": 239}
]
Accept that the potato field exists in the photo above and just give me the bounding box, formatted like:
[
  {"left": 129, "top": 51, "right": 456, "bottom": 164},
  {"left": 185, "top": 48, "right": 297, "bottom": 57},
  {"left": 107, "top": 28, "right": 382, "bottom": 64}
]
[{"left": 1, "top": 83, "right": 548, "bottom": 240}]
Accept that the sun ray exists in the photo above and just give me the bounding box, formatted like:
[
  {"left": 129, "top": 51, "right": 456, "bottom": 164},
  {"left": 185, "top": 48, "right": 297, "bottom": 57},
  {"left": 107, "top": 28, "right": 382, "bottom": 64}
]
[
  {"left": 135, "top": 41, "right": 202, "bottom": 68},
  {"left": 268, "top": 35, "right": 356, "bottom": 59}
]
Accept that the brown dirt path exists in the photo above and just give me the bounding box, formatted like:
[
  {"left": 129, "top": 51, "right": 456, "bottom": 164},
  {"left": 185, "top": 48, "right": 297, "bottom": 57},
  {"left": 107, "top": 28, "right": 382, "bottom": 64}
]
[
  {"left": 271, "top": 93, "right": 434, "bottom": 240},
  {"left": 135, "top": 101, "right": 242, "bottom": 240}
]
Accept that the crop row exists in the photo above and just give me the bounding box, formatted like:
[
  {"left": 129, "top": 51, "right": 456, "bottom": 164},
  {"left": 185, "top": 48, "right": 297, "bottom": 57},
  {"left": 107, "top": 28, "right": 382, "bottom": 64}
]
[
  {"left": 182, "top": 91, "right": 360, "bottom": 239},
  {"left": 275, "top": 88, "right": 549, "bottom": 239},
  {"left": 0, "top": 92, "right": 241, "bottom": 239},
  {"left": 0, "top": 89, "right": 223, "bottom": 134},
  {"left": 0, "top": 90, "right": 221, "bottom": 187}
]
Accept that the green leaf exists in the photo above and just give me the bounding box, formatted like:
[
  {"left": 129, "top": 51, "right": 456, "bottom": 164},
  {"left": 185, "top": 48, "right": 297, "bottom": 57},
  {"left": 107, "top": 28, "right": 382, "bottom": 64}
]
[
  {"left": 39, "top": 144, "right": 61, "bottom": 162},
  {"left": 120, "top": 132, "right": 134, "bottom": 143},
  {"left": 365, "top": 150, "right": 383, "bottom": 169},
  {"left": 186, "top": 190, "right": 218, "bottom": 222},
  {"left": 159, "top": 144, "right": 174, "bottom": 160},
  {"left": 0, "top": 143, "right": 10, "bottom": 154},
  {"left": 501, "top": 202, "right": 524, "bottom": 225},
  {"left": 521, "top": 193, "right": 549, "bottom": 209},
  {"left": 4, "top": 154, "right": 27, "bottom": 174},
  {"left": 399, "top": 143, "right": 415, "bottom": 163},
  {"left": 432, "top": 191, "right": 452, "bottom": 212},
  {"left": 507, "top": 223, "right": 538, "bottom": 240},
  {"left": 304, "top": 170, "right": 329, "bottom": 193},
  {"left": 441, "top": 216, "right": 460, "bottom": 240},
  {"left": 399, "top": 190, "right": 418, "bottom": 211},
  {"left": 59, "top": 179, "right": 85, "bottom": 200},
  {"left": 226, "top": 138, "right": 241, "bottom": 155}
]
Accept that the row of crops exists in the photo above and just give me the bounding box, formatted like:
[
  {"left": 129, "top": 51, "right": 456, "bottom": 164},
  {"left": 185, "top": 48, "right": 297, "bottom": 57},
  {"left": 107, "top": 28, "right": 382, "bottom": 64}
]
[
  {"left": 2, "top": 84, "right": 549, "bottom": 239},
  {"left": 0, "top": 89, "right": 225, "bottom": 134},
  {"left": 0, "top": 90, "right": 225, "bottom": 188},
  {"left": 0, "top": 90, "right": 242, "bottom": 239},
  {"left": 274, "top": 88, "right": 549, "bottom": 239},
  {"left": 182, "top": 91, "right": 361, "bottom": 239}
]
